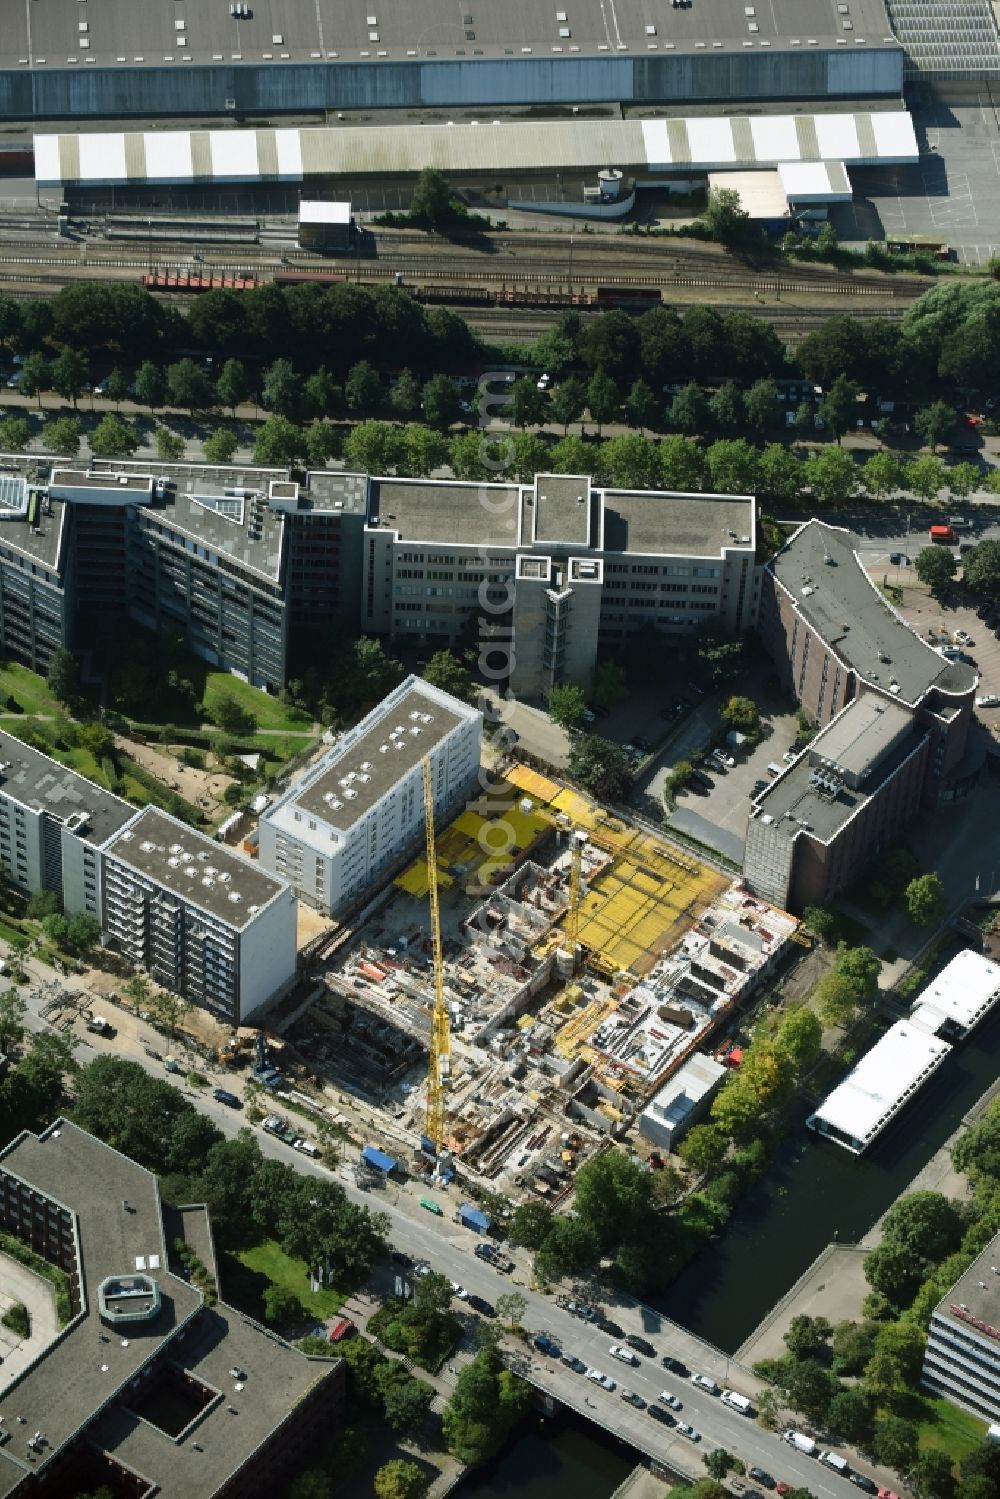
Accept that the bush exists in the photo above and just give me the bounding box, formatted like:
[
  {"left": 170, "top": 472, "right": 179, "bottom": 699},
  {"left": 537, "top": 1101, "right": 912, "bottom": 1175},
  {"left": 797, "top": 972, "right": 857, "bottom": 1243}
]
[
  {"left": 2, "top": 1302, "right": 29, "bottom": 1339},
  {"left": 0, "top": 1231, "right": 73, "bottom": 1324}
]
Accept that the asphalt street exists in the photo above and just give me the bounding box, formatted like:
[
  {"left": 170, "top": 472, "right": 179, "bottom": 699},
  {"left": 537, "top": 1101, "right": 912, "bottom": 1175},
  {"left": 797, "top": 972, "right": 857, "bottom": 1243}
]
[{"left": 6, "top": 957, "right": 897, "bottom": 1497}]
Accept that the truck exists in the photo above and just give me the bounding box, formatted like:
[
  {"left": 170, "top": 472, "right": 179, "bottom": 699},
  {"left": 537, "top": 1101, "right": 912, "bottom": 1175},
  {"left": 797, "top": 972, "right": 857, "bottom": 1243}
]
[
  {"left": 784, "top": 1431, "right": 818, "bottom": 1457},
  {"left": 86, "top": 1014, "right": 114, "bottom": 1037},
  {"left": 262, "top": 1114, "right": 300, "bottom": 1146},
  {"left": 930, "top": 524, "right": 957, "bottom": 545}
]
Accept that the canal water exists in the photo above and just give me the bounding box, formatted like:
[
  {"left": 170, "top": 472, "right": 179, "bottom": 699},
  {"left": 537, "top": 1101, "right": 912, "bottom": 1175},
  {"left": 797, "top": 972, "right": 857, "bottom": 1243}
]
[{"left": 459, "top": 1002, "right": 1000, "bottom": 1496}]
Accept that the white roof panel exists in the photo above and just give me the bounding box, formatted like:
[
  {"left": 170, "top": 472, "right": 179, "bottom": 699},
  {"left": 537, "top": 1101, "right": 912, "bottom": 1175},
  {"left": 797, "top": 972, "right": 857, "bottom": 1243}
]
[
  {"left": 208, "top": 130, "right": 261, "bottom": 178},
  {"left": 78, "top": 132, "right": 126, "bottom": 181},
  {"left": 910, "top": 949, "right": 1000, "bottom": 1037},
  {"left": 33, "top": 135, "right": 62, "bottom": 186},
  {"left": 870, "top": 110, "right": 919, "bottom": 163},
  {"left": 778, "top": 160, "right": 853, "bottom": 202},
  {"left": 143, "top": 131, "right": 194, "bottom": 181},
  {"left": 299, "top": 200, "right": 352, "bottom": 223},
  {"left": 274, "top": 128, "right": 304, "bottom": 179},
  {"left": 811, "top": 1020, "right": 950, "bottom": 1151},
  {"left": 687, "top": 117, "right": 737, "bottom": 166},
  {"left": 640, "top": 118, "right": 672, "bottom": 170},
  {"left": 814, "top": 113, "right": 860, "bottom": 162},
  {"left": 749, "top": 115, "right": 800, "bottom": 163},
  {"left": 708, "top": 170, "right": 788, "bottom": 219}
]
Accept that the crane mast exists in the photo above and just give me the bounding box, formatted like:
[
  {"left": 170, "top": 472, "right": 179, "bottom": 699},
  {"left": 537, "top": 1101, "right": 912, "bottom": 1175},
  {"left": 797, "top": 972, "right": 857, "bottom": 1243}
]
[
  {"left": 422, "top": 755, "right": 451, "bottom": 1151},
  {"left": 565, "top": 829, "right": 585, "bottom": 951}
]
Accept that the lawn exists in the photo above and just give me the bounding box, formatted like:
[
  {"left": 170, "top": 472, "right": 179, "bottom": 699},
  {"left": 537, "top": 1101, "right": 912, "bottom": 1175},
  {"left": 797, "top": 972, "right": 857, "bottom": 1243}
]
[
  {"left": 0, "top": 663, "right": 61, "bottom": 718},
  {"left": 222, "top": 1239, "right": 344, "bottom": 1322},
  {"left": 913, "top": 1393, "right": 986, "bottom": 1466},
  {"left": 201, "top": 671, "right": 314, "bottom": 734}
]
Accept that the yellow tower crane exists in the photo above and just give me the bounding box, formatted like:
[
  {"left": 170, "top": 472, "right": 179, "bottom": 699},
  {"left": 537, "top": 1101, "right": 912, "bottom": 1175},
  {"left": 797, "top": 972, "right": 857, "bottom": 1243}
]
[
  {"left": 422, "top": 755, "right": 451, "bottom": 1151},
  {"left": 564, "top": 829, "right": 586, "bottom": 952}
]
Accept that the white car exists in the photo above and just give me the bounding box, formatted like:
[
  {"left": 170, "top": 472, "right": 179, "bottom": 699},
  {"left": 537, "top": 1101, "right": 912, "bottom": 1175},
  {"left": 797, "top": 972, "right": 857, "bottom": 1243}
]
[
  {"left": 954, "top": 630, "right": 975, "bottom": 646},
  {"left": 536, "top": 372, "right": 552, "bottom": 391},
  {"left": 610, "top": 1345, "right": 639, "bottom": 1365},
  {"left": 976, "top": 694, "right": 1000, "bottom": 708},
  {"left": 677, "top": 1423, "right": 702, "bottom": 1442},
  {"left": 659, "top": 1391, "right": 683, "bottom": 1410},
  {"left": 413, "top": 1260, "right": 431, "bottom": 1278},
  {"left": 450, "top": 1282, "right": 469, "bottom": 1300},
  {"left": 691, "top": 1374, "right": 719, "bottom": 1394},
  {"left": 585, "top": 1368, "right": 616, "bottom": 1390}
]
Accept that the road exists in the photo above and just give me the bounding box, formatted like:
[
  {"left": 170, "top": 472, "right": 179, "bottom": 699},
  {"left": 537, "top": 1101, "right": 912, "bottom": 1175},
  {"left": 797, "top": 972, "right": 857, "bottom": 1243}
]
[{"left": 5, "top": 952, "right": 896, "bottom": 1498}]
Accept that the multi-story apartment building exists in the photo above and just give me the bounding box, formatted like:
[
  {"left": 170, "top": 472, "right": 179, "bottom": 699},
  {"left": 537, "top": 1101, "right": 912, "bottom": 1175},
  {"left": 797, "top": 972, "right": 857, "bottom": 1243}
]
[
  {"left": 259, "top": 675, "right": 482, "bottom": 915},
  {"left": 0, "top": 1119, "right": 344, "bottom": 1497},
  {"left": 102, "top": 806, "right": 297, "bottom": 1023},
  {"left": 922, "top": 1235, "right": 1000, "bottom": 1421},
  {"left": 744, "top": 520, "right": 977, "bottom": 911},
  {"left": 0, "top": 472, "right": 72, "bottom": 674},
  {"left": 0, "top": 729, "right": 135, "bottom": 920},
  {"left": 364, "top": 473, "right": 759, "bottom": 698}
]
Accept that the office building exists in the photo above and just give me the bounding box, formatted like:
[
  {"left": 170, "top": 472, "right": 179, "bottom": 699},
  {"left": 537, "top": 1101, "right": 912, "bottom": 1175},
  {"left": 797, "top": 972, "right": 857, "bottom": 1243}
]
[
  {"left": 922, "top": 1235, "right": 1000, "bottom": 1421},
  {"left": 745, "top": 521, "right": 977, "bottom": 911},
  {"left": 102, "top": 806, "right": 297, "bottom": 1023},
  {"left": 259, "top": 675, "right": 482, "bottom": 915},
  {"left": 0, "top": 1119, "right": 344, "bottom": 1497},
  {"left": 0, "top": 729, "right": 135, "bottom": 921},
  {"left": 364, "top": 474, "right": 759, "bottom": 700}
]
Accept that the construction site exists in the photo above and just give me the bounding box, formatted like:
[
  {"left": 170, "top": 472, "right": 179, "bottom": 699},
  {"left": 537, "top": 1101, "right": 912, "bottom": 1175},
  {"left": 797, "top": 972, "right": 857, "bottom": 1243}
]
[{"left": 282, "top": 760, "right": 801, "bottom": 1202}]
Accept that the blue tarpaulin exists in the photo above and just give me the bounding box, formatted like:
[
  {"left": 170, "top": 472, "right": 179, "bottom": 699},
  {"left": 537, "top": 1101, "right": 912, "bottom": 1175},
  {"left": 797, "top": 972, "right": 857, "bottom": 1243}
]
[
  {"left": 361, "top": 1144, "right": 398, "bottom": 1174},
  {"left": 458, "top": 1202, "right": 490, "bottom": 1233}
]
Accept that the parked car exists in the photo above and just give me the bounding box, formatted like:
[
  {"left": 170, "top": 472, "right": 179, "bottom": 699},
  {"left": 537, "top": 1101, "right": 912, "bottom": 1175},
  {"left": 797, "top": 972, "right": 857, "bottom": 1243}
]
[
  {"left": 561, "top": 1354, "right": 587, "bottom": 1373},
  {"left": 691, "top": 1374, "right": 719, "bottom": 1394},
  {"left": 621, "top": 1389, "right": 646, "bottom": 1409},
  {"left": 954, "top": 630, "right": 975, "bottom": 646},
  {"left": 412, "top": 1260, "right": 432, "bottom": 1277},
  {"left": 536, "top": 372, "right": 552, "bottom": 391},
  {"left": 211, "top": 1088, "right": 241, "bottom": 1108},
  {"left": 889, "top": 552, "right": 910, "bottom": 566},
  {"left": 610, "top": 1344, "right": 639, "bottom": 1365},
  {"left": 625, "top": 1334, "right": 656, "bottom": 1356},
  {"left": 977, "top": 695, "right": 1000, "bottom": 708},
  {"left": 390, "top": 1250, "right": 412, "bottom": 1267},
  {"left": 647, "top": 1403, "right": 675, "bottom": 1425},
  {"left": 749, "top": 1471, "right": 776, "bottom": 1490},
  {"left": 449, "top": 1282, "right": 469, "bottom": 1300},
  {"left": 676, "top": 1423, "right": 701, "bottom": 1442},
  {"left": 661, "top": 1355, "right": 688, "bottom": 1375},
  {"left": 468, "top": 1295, "right": 495, "bottom": 1317},
  {"left": 474, "top": 1242, "right": 496, "bottom": 1262},
  {"left": 533, "top": 1334, "right": 561, "bottom": 1357},
  {"left": 850, "top": 1476, "right": 877, "bottom": 1494},
  {"left": 658, "top": 1391, "right": 683, "bottom": 1410},
  {"left": 585, "top": 1368, "right": 616, "bottom": 1390}
]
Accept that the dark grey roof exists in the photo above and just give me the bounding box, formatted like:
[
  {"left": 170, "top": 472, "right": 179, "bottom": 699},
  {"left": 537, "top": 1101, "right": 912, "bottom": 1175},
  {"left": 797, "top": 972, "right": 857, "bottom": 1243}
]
[
  {"left": 532, "top": 474, "right": 593, "bottom": 547},
  {"left": 771, "top": 521, "right": 977, "bottom": 706},
  {"left": 370, "top": 478, "right": 518, "bottom": 547},
  {"left": 932, "top": 1233, "right": 1000, "bottom": 1333},
  {"left": 0, "top": 730, "right": 136, "bottom": 846},
  {"left": 602, "top": 490, "right": 754, "bottom": 558},
  {"left": 0, "top": 494, "right": 67, "bottom": 572},
  {"left": 103, "top": 806, "right": 289, "bottom": 928}
]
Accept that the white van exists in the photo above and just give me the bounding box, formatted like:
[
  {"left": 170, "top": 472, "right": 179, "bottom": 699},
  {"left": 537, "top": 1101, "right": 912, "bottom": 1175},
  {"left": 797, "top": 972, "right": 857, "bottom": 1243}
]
[
  {"left": 295, "top": 1139, "right": 320, "bottom": 1158},
  {"left": 766, "top": 761, "right": 784, "bottom": 777},
  {"left": 820, "top": 1452, "right": 849, "bottom": 1475},
  {"left": 721, "top": 1390, "right": 752, "bottom": 1414},
  {"left": 784, "top": 1431, "right": 818, "bottom": 1457}
]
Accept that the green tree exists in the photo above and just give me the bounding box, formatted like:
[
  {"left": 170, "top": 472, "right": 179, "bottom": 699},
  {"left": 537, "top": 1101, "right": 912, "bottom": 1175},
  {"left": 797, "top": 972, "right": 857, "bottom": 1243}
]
[
  {"left": 0, "top": 416, "right": 32, "bottom": 452},
  {"left": 508, "top": 1201, "right": 553, "bottom": 1251},
  {"left": 677, "top": 1124, "right": 728, "bottom": 1176},
  {"left": 215, "top": 358, "right": 249, "bottom": 415},
  {"left": 374, "top": 1459, "right": 428, "bottom": 1499},
  {"left": 910, "top": 1452, "right": 956, "bottom": 1499},
  {"left": 548, "top": 683, "right": 587, "bottom": 730},
  {"left": 154, "top": 426, "right": 186, "bottom": 463},
  {"left": 692, "top": 618, "right": 746, "bottom": 688},
  {"left": 66, "top": 912, "right": 100, "bottom": 956},
  {"left": 410, "top": 167, "right": 454, "bottom": 226},
  {"left": 952, "top": 1102, "right": 1000, "bottom": 1179},
  {"left": 915, "top": 400, "right": 958, "bottom": 453},
  {"left": 782, "top": 1357, "right": 840, "bottom": 1423},
  {"left": 703, "top": 187, "right": 751, "bottom": 245},
  {"left": 89, "top": 413, "right": 138, "bottom": 458},
  {"left": 401, "top": 422, "right": 448, "bottom": 476},
  {"left": 390, "top": 368, "right": 422, "bottom": 420},
  {"left": 288, "top": 1473, "right": 331, "bottom": 1499},
  {"left": 253, "top": 415, "right": 304, "bottom": 467},
  {"left": 166, "top": 358, "right": 215, "bottom": 414},
  {"left": 831, "top": 1319, "right": 878, "bottom": 1375},
  {"left": 345, "top": 420, "right": 407, "bottom": 475},
  {"left": 961, "top": 539, "right": 1000, "bottom": 598},
  {"left": 704, "top": 1450, "right": 737, "bottom": 1480},
  {"left": 261, "top": 358, "right": 302, "bottom": 419},
  {"left": 828, "top": 1386, "right": 876, "bottom": 1446},
  {"left": 862, "top": 450, "right": 905, "bottom": 502},
  {"left": 495, "top": 1290, "right": 528, "bottom": 1329},
  {"left": 905, "top": 871, "right": 947, "bottom": 927},
  {"left": 720, "top": 695, "right": 760, "bottom": 735},
  {"left": 802, "top": 905, "right": 838, "bottom": 943},
  {"left": 819, "top": 375, "right": 860, "bottom": 444},
  {"left": 345, "top": 359, "right": 383, "bottom": 416},
  {"left": 591, "top": 660, "right": 627, "bottom": 712},
  {"left": 914, "top": 545, "right": 957, "bottom": 596},
  {"left": 863, "top": 1241, "right": 927, "bottom": 1311},
  {"left": 134, "top": 361, "right": 166, "bottom": 412},
  {"left": 0, "top": 987, "right": 26, "bottom": 1052},
  {"left": 784, "top": 1314, "right": 832, "bottom": 1359},
  {"left": 262, "top": 1283, "right": 304, "bottom": 1327},
  {"left": 45, "top": 415, "right": 82, "bottom": 458},
  {"left": 422, "top": 374, "right": 463, "bottom": 430},
  {"left": 947, "top": 461, "right": 980, "bottom": 501},
  {"left": 375, "top": 1362, "right": 435, "bottom": 1434},
  {"left": 566, "top": 734, "right": 632, "bottom": 802},
  {"left": 709, "top": 381, "right": 745, "bottom": 434},
  {"left": 41, "top": 913, "right": 71, "bottom": 951},
  {"left": 794, "top": 399, "right": 816, "bottom": 437},
  {"left": 586, "top": 370, "right": 620, "bottom": 435},
  {"left": 210, "top": 690, "right": 257, "bottom": 736},
  {"left": 907, "top": 454, "right": 947, "bottom": 506},
  {"left": 744, "top": 378, "right": 781, "bottom": 433},
  {"left": 50, "top": 347, "right": 90, "bottom": 408},
  {"left": 47, "top": 647, "right": 81, "bottom": 706},
  {"left": 774, "top": 1007, "right": 822, "bottom": 1073},
  {"left": 19, "top": 351, "right": 49, "bottom": 408},
  {"left": 423, "top": 650, "right": 474, "bottom": 703},
  {"left": 441, "top": 1349, "right": 531, "bottom": 1465},
  {"left": 625, "top": 378, "right": 659, "bottom": 434},
  {"left": 600, "top": 433, "right": 659, "bottom": 490},
  {"left": 27, "top": 890, "right": 61, "bottom": 920},
  {"left": 881, "top": 1191, "right": 962, "bottom": 1262},
  {"left": 873, "top": 1415, "right": 919, "bottom": 1473},
  {"left": 305, "top": 420, "right": 342, "bottom": 470},
  {"left": 670, "top": 382, "right": 709, "bottom": 436},
  {"left": 805, "top": 447, "right": 859, "bottom": 506},
  {"left": 105, "top": 368, "right": 129, "bottom": 409},
  {"left": 539, "top": 374, "right": 586, "bottom": 438},
  {"left": 659, "top": 434, "right": 707, "bottom": 492},
  {"left": 203, "top": 427, "right": 239, "bottom": 465},
  {"left": 706, "top": 438, "right": 760, "bottom": 495}
]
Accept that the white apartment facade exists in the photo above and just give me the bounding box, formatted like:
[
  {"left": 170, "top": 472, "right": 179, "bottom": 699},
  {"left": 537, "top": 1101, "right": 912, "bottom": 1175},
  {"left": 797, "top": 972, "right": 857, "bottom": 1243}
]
[
  {"left": 922, "top": 1236, "right": 1000, "bottom": 1421},
  {"left": 259, "top": 676, "right": 482, "bottom": 915},
  {"left": 101, "top": 806, "right": 297, "bottom": 1024}
]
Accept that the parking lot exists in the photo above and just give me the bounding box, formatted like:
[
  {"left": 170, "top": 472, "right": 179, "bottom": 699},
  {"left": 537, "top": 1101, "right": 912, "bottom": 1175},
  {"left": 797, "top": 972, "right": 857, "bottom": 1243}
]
[{"left": 877, "top": 565, "right": 1000, "bottom": 729}]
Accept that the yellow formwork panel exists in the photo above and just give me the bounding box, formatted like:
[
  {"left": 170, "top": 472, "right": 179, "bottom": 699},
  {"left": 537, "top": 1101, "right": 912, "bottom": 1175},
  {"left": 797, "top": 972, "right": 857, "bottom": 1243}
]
[{"left": 507, "top": 764, "right": 563, "bottom": 804}]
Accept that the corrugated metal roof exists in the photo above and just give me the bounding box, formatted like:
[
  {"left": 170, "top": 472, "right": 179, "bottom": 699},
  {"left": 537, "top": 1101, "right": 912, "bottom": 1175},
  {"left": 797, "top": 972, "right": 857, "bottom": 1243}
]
[{"left": 33, "top": 109, "right": 917, "bottom": 185}]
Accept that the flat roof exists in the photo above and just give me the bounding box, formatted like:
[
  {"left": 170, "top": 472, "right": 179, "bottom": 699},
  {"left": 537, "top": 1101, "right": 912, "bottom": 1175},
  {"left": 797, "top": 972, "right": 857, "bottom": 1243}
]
[
  {"left": 299, "top": 200, "right": 351, "bottom": 223},
  {"left": 910, "top": 948, "right": 1000, "bottom": 1038},
  {"left": 602, "top": 489, "right": 754, "bottom": 558},
  {"left": 751, "top": 700, "right": 927, "bottom": 845},
  {"left": 103, "top": 806, "right": 289, "bottom": 929},
  {"left": 643, "top": 1052, "right": 727, "bottom": 1125},
  {"left": 276, "top": 677, "right": 472, "bottom": 834},
  {"left": 707, "top": 170, "right": 789, "bottom": 220},
  {"left": 371, "top": 478, "right": 518, "bottom": 547},
  {"left": 933, "top": 1233, "right": 1000, "bottom": 1340},
  {"left": 0, "top": 477, "right": 67, "bottom": 572},
  {"left": 532, "top": 474, "right": 593, "bottom": 547},
  {"left": 50, "top": 468, "right": 153, "bottom": 495},
  {"left": 809, "top": 1019, "right": 951, "bottom": 1152},
  {"left": 771, "top": 521, "right": 977, "bottom": 706},
  {"left": 33, "top": 110, "right": 917, "bottom": 188},
  {"left": 8, "top": 0, "right": 895, "bottom": 70},
  {"left": 0, "top": 730, "right": 136, "bottom": 846},
  {"left": 810, "top": 692, "right": 914, "bottom": 782}
]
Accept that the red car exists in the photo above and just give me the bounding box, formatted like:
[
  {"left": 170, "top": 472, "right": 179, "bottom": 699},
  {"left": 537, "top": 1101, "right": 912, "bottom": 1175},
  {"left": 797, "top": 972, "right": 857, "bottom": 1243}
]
[
  {"left": 775, "top": 1484, "right": 792, "bottom": 1495},
  {"left": 328, "top": 1317, "right": 357, "bottom": 1343}
]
